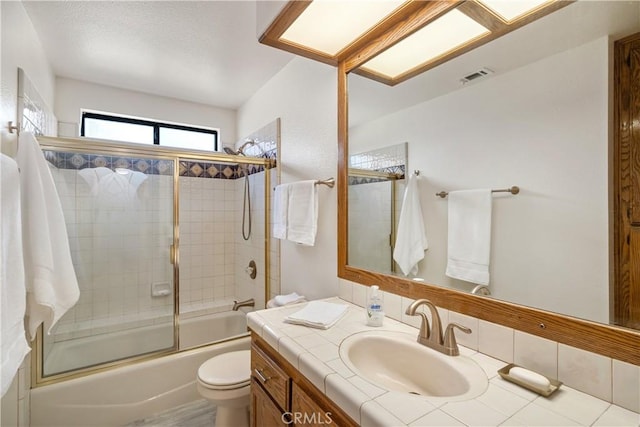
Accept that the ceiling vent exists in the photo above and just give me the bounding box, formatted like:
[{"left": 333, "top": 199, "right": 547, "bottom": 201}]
[{"left": 460, "top": 67, "right": 494, "bottom": 85}]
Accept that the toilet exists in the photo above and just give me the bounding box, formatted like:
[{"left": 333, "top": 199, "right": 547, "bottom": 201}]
[{"left": 197, "top": 350, "right": 251, "bottom": 427}]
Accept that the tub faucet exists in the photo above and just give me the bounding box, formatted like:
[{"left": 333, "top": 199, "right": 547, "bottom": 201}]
[
  {"left": 232, "top": 298, "right": 255, "bottom": 311},
  {"left": 405, "top": 299, "right": 471, "bottom": 356}
]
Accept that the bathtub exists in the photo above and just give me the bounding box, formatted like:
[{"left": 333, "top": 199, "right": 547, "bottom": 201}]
[{"left": 31, "top": 311, "right": 250, "bottom": 427}]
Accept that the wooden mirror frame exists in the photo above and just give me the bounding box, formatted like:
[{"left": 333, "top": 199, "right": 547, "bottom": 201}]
[{"left": 336, "top": 40, "right": 640, "bottom": 366}]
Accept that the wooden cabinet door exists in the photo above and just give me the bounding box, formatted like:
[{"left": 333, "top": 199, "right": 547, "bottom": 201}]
[
  {"left": 291, "top": 383, "right": 336, "bottom": 427},
  {"left": 251, "top": 379, "right": 288, "bottom": 427},
  {"left": 614, "top": 32, "right": 640, "bottom": 329}
]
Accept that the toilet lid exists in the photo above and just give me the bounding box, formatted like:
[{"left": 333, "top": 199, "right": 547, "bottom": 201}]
[{"left": 198, "top": 350, "right": 251, "bottom": 388}]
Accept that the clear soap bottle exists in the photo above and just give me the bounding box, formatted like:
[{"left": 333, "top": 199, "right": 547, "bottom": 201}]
[{"left": 366, "top": 285, "right": 384, "bottom": 327}]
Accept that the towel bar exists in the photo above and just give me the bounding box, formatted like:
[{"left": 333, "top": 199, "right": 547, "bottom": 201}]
[{"left": 436, "top": 186, "right": 519, "bottom": 198}]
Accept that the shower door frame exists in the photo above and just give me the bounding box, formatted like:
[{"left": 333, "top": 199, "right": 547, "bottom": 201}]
[{"left": 32, "top": 136, "right": 274, "bottom": 387}]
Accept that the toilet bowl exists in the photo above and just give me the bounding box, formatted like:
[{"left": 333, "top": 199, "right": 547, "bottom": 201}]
[{"left": 197, "top": 350, "right": 251, "bottom": 427}]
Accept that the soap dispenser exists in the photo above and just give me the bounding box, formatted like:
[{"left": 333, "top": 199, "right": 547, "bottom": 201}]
[{"left": 366, "top": 285, "right": 384, "bottom": 327}]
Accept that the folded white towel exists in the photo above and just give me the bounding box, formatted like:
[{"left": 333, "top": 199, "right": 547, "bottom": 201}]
[
  {"left": 393, "top": 174, "right": 428, "bottom": 276},
  {"left": 284, "top": 301, "right": 348, "bottom": 329},
  {"left": 445, "top": 189, "right": 492, "bottom": 285},
  {"left": 1, "top": 154, "right": 31, "bottom": 397},
  {"left": 286, "top": 181, "right": 318, "bottom": 246},
  {"left": 16, "top": 132, "right": 80, "bottom": 339},
  {"left": 274, "top": 292, "right": 306, "bottom": 306},
  {"left": 272, "top": 184, "right": 289, "bottom": 240}
]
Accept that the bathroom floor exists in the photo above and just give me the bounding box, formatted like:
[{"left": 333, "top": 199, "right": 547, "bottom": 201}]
[{"left": 124, "top": 399, "right": 216, "bottom": 427}]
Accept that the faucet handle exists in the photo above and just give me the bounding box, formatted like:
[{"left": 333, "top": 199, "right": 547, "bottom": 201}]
[{"left": 443, "top": 323, "right": 471, "bottom": 356}]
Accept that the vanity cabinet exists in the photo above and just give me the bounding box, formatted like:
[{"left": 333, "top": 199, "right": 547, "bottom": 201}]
[{"left": 250, "top": 333, "right": 357, "bottom": 427}]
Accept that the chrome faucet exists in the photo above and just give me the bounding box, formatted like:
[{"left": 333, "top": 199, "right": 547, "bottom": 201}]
[
  {"left": 404, "top": 299, "right": 471, "bottom": 356},
  {"left": 233, "top": 298, "right": 255, "bottom": 311}
]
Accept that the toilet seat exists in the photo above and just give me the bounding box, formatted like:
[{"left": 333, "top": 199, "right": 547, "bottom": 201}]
[{"left": 197, "top": 350, "right": 251, "bottom": 390}]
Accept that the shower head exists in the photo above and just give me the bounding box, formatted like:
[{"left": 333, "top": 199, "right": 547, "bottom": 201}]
[{"left": 223, "top": 140, "right": 256, "bottom": 156}]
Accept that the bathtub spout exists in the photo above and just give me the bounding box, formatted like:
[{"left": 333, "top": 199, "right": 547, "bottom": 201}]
[{"left": 233, "top": 298, "right": 255, "bottom": 311}]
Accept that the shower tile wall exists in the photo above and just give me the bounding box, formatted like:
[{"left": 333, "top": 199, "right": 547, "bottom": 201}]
[
  {"left": 178, "top": 175, "right": 236, "bottom": 313},
  {"left": 49, "top": 164, "right": 174, "bottom": 341},
  {"left": 233, "top": 171, "right": 266, "bottom": 309}
]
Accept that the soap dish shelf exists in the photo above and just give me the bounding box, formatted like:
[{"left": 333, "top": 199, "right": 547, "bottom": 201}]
[{"left": 497, "top": 363, "right": 562, "bottom": 397}]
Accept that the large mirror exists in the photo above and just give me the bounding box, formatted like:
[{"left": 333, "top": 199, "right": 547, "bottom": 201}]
[{"left": 346, "top": 1, "right": 639, "bottom": 331}]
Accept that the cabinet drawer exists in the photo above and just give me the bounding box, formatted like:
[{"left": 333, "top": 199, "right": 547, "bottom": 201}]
[{"left": 251, "top": 343, "right": 290, "bottom": 410}]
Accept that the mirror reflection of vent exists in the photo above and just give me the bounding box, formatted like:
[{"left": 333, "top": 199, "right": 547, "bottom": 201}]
[{"left": 460, "top": 67, "right": 494, "bottom": 85}]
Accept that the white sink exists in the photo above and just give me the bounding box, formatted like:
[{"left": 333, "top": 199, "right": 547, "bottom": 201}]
[{"left": 339, "top": 330, "right": 488, "bottom": 401}]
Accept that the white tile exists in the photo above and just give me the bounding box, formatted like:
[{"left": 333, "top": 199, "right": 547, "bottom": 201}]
[
  {"left": 592, "top": 404, "right": 640, "bottom": 426},
  {"left": 558, "top": 343, "right": 612, "bottom": 402},
  {"left": 246, "top": 312, "right": 265, "bottom": 335},
  {"left": 298, "top": 353, "right": 334, "bottom": 393},
  {"left": 440, "top": 399, "right": 509, "bottom": 426},
  {"left": 382, "top": 291, "right": 402, "bottom": 321},
  {"left": 410, "top": 409, "right": 465, "bottom": 426},
  {"left": 360, "top": 400, "right": 405, "bottom": 427},
  {"left": 490, "top": 376, "right": 540, "bottom": 401},
  {"left": 532, "top": 385, "right": 610, "bottom": 426},
  {"left": 348, "top": 376, "right": 387, "bottom": 399},
  {"left": 502, "top": 402, "right": 581, "bottom": 426},
  {"left": 278, "top": 324, "right": 314, "bottom": 339},
  {"left": 476, "top": 383, "right": 530, "bottom": 417},
  {"left": 479, "top": 320, "right": 514, "bottom": 363},
  {"left": 277, "top": 336, "right": 305, "bottom": 369},
  {"left": 338, "top": 279, "right": 353, "bottom": 303},
  {"left": 307, "top": 342, "right": 339, "bottom": 363},
  {"left": 471, "top": 352, "right": 509, "bottom": 380},
  {"left": 513, "top": 331, "right": 558, "bottom": 380},
  {"left": 448, "top": 311, "right": 479, "bottom": 351},
  {"left": 352, "top": 284, "right": 367, "bottom": 307},
  {"left": 261, "top": 323, "right": 283, "bottom": 350},
  {"left": 375, "top": 391, "right": 437, "bottom": 424},
  {"left": 325, "top": 373, "right": 371, "bottom": 423},
  {"left": 325, "top": 358, "right": 355, "bottom": 379},
  {"left": 612, "top": 359, "right": 640, "bottom": 413},
  {"left": 293, "top": 333, "right": 330, "bottom": 350}
]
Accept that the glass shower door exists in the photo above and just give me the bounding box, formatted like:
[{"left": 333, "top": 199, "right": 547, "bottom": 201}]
[{"left": 42, "top": 150, "right": 176, "bottom": 376}]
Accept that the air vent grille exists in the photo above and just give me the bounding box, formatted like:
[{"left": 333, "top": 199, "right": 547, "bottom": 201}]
[{"left": 460, "top": 67, "right": 494, "bottom": 85}]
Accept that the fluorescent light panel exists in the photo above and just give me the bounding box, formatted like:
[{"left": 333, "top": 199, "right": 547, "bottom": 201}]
[
  {"left": 361, "top": 9, "right": 489, "bottom": 79},
  {"left": 477, "top": 0, "right": 553, "bottom": 22},
  {"left": 280, "top": 0, "right": 406, "bottom": 56}
]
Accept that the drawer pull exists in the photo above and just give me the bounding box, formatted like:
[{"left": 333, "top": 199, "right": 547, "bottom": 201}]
[{"left": 254, "top": 368, "right": 270, "bottom": 383}]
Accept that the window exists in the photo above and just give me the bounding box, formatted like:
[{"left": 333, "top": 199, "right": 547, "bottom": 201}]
[{"left": 81, "top": 111, "right": 219, "bottom": 151}]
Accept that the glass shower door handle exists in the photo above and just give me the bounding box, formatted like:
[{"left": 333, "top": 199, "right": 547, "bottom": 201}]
[{"left": 170, "top": 244, "right": 176, "bottom": 265}]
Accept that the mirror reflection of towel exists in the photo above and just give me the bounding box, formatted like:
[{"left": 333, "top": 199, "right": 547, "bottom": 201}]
[
  {"left": 393, "top": 174, "right": 428, "bottom": 276},
  {"left": 446, "top": 189, "right": 492, "bottom": 285}
]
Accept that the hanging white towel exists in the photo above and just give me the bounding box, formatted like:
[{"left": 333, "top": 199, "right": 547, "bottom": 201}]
[
  {"left": 16, "top": 132, "right": 80, "bottom": 339},
  {"left": 1, "top": 154, "right": 31, "bottom": 397},
  {"left": 286, "top": 180, "right": 318, "bottom": 246},
  {"left": 445, "top": 189, "right": 492, "bottom": 285},
  {"left": 272, "top": 184, "right": 289, "bottom": 240},
  {"left": 284, "top": 301, "right": 348, "bottom": 329},
  {"left": 393, "top": 174, "right": 428, "bottom": 276}
]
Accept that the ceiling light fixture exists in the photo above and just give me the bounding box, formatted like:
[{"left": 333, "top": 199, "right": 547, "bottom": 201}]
[
  {"left": 360, "top": 9, "right": 490, "bottom": 79},
  {"left": 260, "top": 0, "right": 573, "bottom": 85}
]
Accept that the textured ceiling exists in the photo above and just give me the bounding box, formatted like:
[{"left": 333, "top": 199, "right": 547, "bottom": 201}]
[{"left": 22, "top": 1, "right": 294, "bottom": 110}]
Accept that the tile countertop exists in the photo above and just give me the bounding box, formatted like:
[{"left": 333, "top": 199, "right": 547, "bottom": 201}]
[{"left": 247, "top": 297, "right": 640, "bottom": 427}]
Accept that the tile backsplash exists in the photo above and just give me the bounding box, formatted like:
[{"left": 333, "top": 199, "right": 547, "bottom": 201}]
[{"left": 339, "top": 279, "right": 640, "bottom": 414}]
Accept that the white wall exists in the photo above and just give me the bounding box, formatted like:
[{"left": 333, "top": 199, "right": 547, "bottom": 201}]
[
  {"left": 0, "top": 3, "right": 54, "bottom": 425},
  {"left": 54, "top": 77, "right": 237, "bottom": 147},
  {"left": 237, "top": 57, "right": 338, "bottom": 300},
  {"left": 350, "top": 37, "right": 610, "bottom": 323},
  {"left": 0, "top": 1, "right": 55, "bottom": 156}
]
